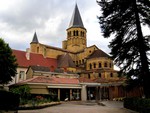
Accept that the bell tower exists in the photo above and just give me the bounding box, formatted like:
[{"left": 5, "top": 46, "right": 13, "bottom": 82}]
[{"left": 62, "top": 4, "right": 87, "bottom": 53}]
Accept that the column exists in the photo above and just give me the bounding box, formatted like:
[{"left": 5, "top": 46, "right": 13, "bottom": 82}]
[
  {"left": 81, "top": 85, "right": 87, "bottom": 101},
  {"left": 70, "top": 89, "right": 72, "bottom": 101},
  {"left": 58, "top": 89, "right": 60, "bottom": 100},
  {"left": 95, "top": 86, "right": 99, "bottom": 103}
]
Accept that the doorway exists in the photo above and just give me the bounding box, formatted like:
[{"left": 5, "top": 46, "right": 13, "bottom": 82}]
[{"left": 60, "top": 89, "right": 70, "bottom": 101}]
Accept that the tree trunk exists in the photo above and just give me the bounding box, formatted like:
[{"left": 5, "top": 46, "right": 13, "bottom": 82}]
[{"left": 133, "top": 0, "right": 150, "bottom": 98}]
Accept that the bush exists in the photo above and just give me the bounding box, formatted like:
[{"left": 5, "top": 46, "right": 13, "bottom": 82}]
[
  {"left": 0, "top": 90, "right": 20, "bottom": 110},
  {"left": 124, "top": 97, "right": 150, "bottom": 113}
]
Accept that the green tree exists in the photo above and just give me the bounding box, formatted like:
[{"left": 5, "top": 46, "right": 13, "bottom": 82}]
[
  {"left": 97, "top": 0, "right": 150, "bottom": 98},
  {"left": 0, "top": 38, "right": 18, "bottom": 84},
  {"left": 10, "top": 85, "right": 31, "bottom": 98}
]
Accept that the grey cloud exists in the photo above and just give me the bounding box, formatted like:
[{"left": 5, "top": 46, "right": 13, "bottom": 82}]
[{"left": 0, "top": 0, "right": 110, "bottom": 54}]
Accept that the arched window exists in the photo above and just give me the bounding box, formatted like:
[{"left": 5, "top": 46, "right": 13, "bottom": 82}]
[
  {"left": 93, "top": 63, "right": 96, "bottom": 68},
  {"left": 80, "top": 31, "right": 82, "bottom": 36},
  {"left": 89, "top": 63, "right": 92, "bottom": 69},
  {"left": 73, "top": 30, "right": 76, "bottom": 36},
  {"left": 99, "top": 73, "right": 101, "bottom": 78},
  {"left": 104, "top": 62, "right": 107, "bottom": 67},
  {"left": 99, "top": 63, "right": 102, "bottom": 68},
  {"left": 109, "top": 63, "right": 112, "bottom": 68},
  {"left": 110, "top": 73, "right": 113, "bottom": 77},
  {"left": 88, "top": 74, "right": 90, "bottom": 79},
  {"left": 76, "top": 30, "right": 78, "bottom": 36},
  {"left": 82, "top": 59, "right": 84, "bottom": 64}
]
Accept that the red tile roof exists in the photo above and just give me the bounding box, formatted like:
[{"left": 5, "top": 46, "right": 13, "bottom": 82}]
[
  {"left": 13, "top": 49, "right": 57, "bottom": 68},
  {"left": 79, "top": 77, "right": 95, "bottom": 83},
  {"left": 17, "top": 76, "right": 79, "bottom": 84}
]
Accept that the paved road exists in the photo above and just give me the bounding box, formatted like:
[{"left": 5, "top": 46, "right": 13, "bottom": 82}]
[{"left": 19, "top": 101, "right": 137, "bottom": 113}]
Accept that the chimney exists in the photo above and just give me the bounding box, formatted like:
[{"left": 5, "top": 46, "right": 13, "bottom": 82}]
[{"left": 26, "top": 48, "right": 30, "bottom": 60}]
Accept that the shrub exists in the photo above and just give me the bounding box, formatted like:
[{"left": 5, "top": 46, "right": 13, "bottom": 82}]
[
  {"left": 0, "top": 90, "right": 20, "bottom": 110},
  {"left": 124, "top": 97, "right": 150, "bottom": 113}
]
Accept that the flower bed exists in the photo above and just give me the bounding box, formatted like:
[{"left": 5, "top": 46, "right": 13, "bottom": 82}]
[{"left": 19, "top": 102, "right": 61, "bottom": 110}]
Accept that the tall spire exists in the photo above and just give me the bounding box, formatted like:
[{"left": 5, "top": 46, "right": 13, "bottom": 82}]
[
  {"left": 31, "top": 32, "right": 39, "bottom": 43},
  {"left": 69, "top": 4, "right": 84, "bottom": 28}
]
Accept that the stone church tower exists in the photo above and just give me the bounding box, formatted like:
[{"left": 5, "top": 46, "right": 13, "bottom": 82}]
[{"left": 62, "top": 4, "right": 87, "bottom": 53}]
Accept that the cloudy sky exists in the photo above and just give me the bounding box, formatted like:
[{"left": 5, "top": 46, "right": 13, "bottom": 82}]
[
  {"left": 0, "top": 0, "right": 113, "bottom": 52},
  {"left": 0, "top": 0, "right": 149, "bottom": 70}
]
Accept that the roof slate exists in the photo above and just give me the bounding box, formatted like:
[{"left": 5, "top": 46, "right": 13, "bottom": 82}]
[
  {"left": 69, "top": 4, "right": 84, "bottom": 28},
  {"left": 57, "top": 53, "right": 76, "bottom": 68},
  {"left": 31, "top": 32, "right": 39, "bottom": 43},
  {"left": 87, "top": 49, "right": 110, "bottom": 59},
  {"left": 30, "top": 65, "right": 50, "bottom": 72}
]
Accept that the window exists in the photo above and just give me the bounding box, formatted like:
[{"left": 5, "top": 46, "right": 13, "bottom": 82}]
[
  {"left": 76, "top": 30, "right": 78, "bottom": 36},
  {"left": 104, "top": 62, "right": 107, "bottom": 67},
  {"left": 80, "top": 31, "right": 82, "bottom": 36},
  {"left": 73, "top": 30, "right": 76, "bottom": 36},
  {"left": 37, "top": 47, "right": 39, "bottom": 53},
  {"left": 82, "top": 59, "right": 84, "bottom": 64},
  {"left": 19, "top": 71, "right": 25, "bottom": 80},
  {"left": 109, "top": 63, "right": 112, "bottom": 68},
  {"left": 93, "top": 63, "right": 96, "bottom": 68},
  {"left": 110, "top": 73, "right": 113, "bottom": 77},
  {"left": 99, "top": 63, "right": 102, "bottom": 68},
  {"left": 83, "top": 32, "right": 84, "bottom": 37},
  {"left": 89, "top": 63, "right": 92, "bottom": 69},
  {"left": 99, "top": 73, "right": 101, "bottom": 78},
  {"left": 88, "top": 74, "right": 90, "bottom": 79}
]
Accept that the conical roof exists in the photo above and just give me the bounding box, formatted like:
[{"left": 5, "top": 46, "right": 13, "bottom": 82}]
[
  {"left": 31, "top": 32, "right": 39, "bottom": 43},
  {"left": 87, "top": 49, "right": 110, "bottom": 59},
  {"left": 57, "top": 53, "right": 76, "bottom": 68},
  {"left": 68, "top": 4, "right": 84, "bottom": 28}
]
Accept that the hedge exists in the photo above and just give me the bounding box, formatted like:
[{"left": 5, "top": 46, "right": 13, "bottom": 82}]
[{"left": 124, "top": 97, "right": 150, "bottom": 113}]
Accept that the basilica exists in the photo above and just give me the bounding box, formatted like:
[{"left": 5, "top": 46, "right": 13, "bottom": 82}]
[{"left": 12, "top": 4, "right": 142, "bottom": 101}]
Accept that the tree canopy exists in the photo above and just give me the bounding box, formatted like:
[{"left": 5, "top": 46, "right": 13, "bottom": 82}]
[
  {"left": 0, "top": 38, "right": 18, "bottom": 84},
  {"left": 97, "top": 0, "right": 150, "bottom": 97}
]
